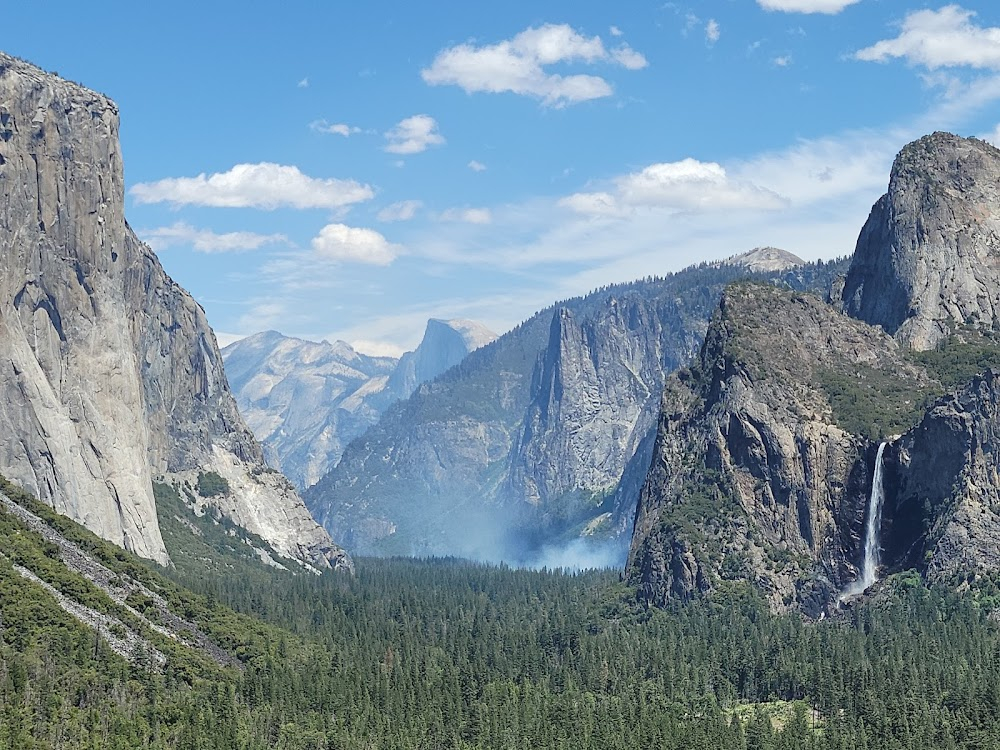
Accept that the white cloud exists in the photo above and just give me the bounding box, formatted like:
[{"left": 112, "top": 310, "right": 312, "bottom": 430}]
[
  {"left": 439, "top": 208, "right": 493, "bottom": 224},
  {"left": 297, "top": 77, "right": 309, "bottom": 88},
  {"left": 757, "top": 0, "right": 861, "bottom": 13},
  {"left": 384, "top": 115, "right": 445, "bottom": 154},
  {"left": 140, "top": 221, "right": 288, "bottom": 253},
  {"left": 421, "top": 23, "right": 647, "bottom": 107},
  {"left": 310, "top": 119, "right": 362, "bottom": 137},
  {"left": 856, "top": 6, "right": 1000, "bottom": 70},
  {"left": 130, "top": 163, "right": 373, "bottom": 210},
  {"left": 311, "top": 223, "right": 400, "bottom": 265},
  {"left": 377, "top": 200, "right": 423, "bottom": 222},
  {"left": 612, "top": 45, "right": 649, "bottom": 70},
  {"left": 983, "top": 124, "right": 1000, "bottom": 147},
  {"left": 774, "top": 55, "right": 793, "bottom": 67},
  {"left": 561, "top": 158, "right": 786, "bottom": 217},
  {"left": 706, "top": 19, "right": 721, "bottom": 44},
  {"left": 468, "top": 160, "right": 487, "bottom": 172},
  {"left": 610, "top": 25, "right": 623, "bottom": 37}
]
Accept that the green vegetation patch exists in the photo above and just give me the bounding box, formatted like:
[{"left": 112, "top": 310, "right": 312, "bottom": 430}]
[
  {"left": 816, "top": 364, "right": 936, "bottom": 438},
  {"left": 908, "top": 335, "right": 1000, "bottom": 390}
]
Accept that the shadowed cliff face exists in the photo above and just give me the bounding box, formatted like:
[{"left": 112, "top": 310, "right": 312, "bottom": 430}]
[
  {"left": 889, "top": 371, "right": 1000, "bottom": 584},
  {"left": 842, "top": 133, "right": 1000, "bottom": 351},
  {"left": 0, "top": 53, "right": 350, "bottom": 572}
]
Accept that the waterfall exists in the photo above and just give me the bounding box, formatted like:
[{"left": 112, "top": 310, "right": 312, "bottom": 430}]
[{"left": 840, "top": 441, "right": 888, "bottom": 600}]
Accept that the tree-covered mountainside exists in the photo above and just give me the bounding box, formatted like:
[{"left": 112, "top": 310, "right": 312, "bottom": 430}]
[
  {"left": 5, "top": 476, "right": 1000, "bottom": 748},
  {"left": 307, "top": 256, "right": 848, "bottom": 563}
]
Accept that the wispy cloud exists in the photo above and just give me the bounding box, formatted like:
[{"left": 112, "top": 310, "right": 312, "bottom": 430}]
[
  {"left": 468, "top": 160, "right": 487, "bottom": 172},
  {"left": 311, "top": 223, "right": 401, "bottom": 265},
  {"left": 131, "top": 163, "right": 373, "bottom": 210},
  {"left": 439, "top": 208, "right": 493, "bottom": 224},
  {"left": 774, "top": 55, "right": 793, "bottom": 67},
  {"left": 421, "top": 23, "right": 647, "bottom": 107},
  {"left": 706, "top": 19, "right": 720, "bottom": 45},
  {"left": 757, "top": 0, "right": 861, "bottom": 13},
  {"left": 297, "top": 77, "right": 309, "bottom": 88},
  {"left": 384, "top": 115, "right": 445, "bottom": 154},
  {"left": 310, "top": 119, "right": 362, "bottom": 137},
  {"left": 856, "top": 6, "right": 1000, "bottom": 70},
  {"left": 140, "top": 221, "right": 288, "bottom": 253},
  {"left": 377, "top": 200, "right": 423, "bottom": 222}
]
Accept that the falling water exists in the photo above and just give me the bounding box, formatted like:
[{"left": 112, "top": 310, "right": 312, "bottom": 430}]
[{"left": 840, "top": 441, "right": 888, "bottom": 600}]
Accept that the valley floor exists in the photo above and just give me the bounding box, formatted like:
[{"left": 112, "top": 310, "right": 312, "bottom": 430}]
[{"left": 2, "top": 478, "right": 1000, "bottom": 750}]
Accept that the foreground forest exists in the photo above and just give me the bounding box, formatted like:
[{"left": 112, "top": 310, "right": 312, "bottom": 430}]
[{"left": 0, "top": 479, "right": 999, "bottom": 749}]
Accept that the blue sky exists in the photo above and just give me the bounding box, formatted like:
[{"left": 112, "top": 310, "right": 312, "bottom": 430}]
[{"left": 6, "top": 2, "right": 1000, "bottom": 355}]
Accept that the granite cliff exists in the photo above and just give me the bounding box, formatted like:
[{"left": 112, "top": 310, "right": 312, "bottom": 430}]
[
  {"left": 842, "top": 133, "right": 1000, "bottom": 351},
  {"left": 0, "top": 53, "right": 350, "bottom": 571}
]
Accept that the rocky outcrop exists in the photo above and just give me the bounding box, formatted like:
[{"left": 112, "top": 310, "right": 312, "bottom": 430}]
[
  {"left": 222, "top": 320, "right": 495, "bottom": 490},
  {"left": 0, "top": 53, "right": 349, "bottom": 571},
  {"left": 306, "top": 260, "right": 847, "bottom": 561},
  {"left": 626, "top": 283, "right": 939, "bottom": 614},
  {"left": 841, "top": 133, "right": 1000, "bottom": 351},
  {"left": 722, "top": 247, "right": 805, "bottom": 273}
]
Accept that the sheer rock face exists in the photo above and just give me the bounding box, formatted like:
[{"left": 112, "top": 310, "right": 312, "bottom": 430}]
[
  {"left": 386, "top": 318, "right": 497, "bottom": 400},
  {"left": 0, "top": 53, "right": 350, "bottom": 571},
  {"left": 626, "top": 284, "right": 935, "bottom": 615},
  {"left": 505, "top": 300, "right": 667, "bottom": 524},
  {"left": 841, "top": 133, "right": 1000, "bottom": 351}
]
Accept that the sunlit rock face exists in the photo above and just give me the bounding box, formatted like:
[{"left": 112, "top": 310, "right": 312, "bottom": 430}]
[
  {"left": 0, "top": 52, "right": 350, "bottom": 571},
  {"left": 842, "top": 133, "right": 1000, "bottom": 351}
]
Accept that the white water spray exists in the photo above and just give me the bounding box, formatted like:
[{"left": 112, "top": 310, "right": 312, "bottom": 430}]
[{"left": 840, "top": 441, "right": 888, "bottom": 600}]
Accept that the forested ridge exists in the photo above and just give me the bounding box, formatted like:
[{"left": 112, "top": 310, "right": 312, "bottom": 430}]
[{"left": 1, "top": 480, "right": 1000, "bottom": 748}]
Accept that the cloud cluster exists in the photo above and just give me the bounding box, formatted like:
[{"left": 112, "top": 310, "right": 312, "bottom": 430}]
[
  {"left": 384, "top": 115, "right": 445, "bottom": 154},
  {"left": 421, "top": 23, "right": 647, "bottom": 107},
  {"left": 311, "top": 223, "right": 400, "bottom": 265},
  {"left": 856, "top": 6, "right": 1000, "bottom": 70},
  {"left": 757, "top": 0, "right": 861, "bottom": 13},
  {"left": 560, "top": 158, "right": 786, "bottom": 217},
  {"left": 131, "top": 163, "right": 373, "bottom": 210},
  {"left": 141, "top": 222, "right": 288, "bottom": 253}
]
